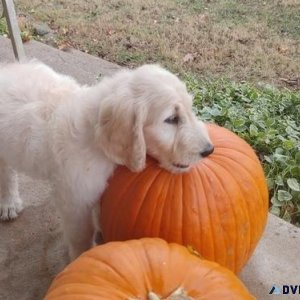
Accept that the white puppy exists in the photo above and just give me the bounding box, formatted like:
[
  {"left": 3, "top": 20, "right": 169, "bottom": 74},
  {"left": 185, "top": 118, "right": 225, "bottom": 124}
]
[{"left": 0, "top": 61, "right": 213, "bottom": 259}]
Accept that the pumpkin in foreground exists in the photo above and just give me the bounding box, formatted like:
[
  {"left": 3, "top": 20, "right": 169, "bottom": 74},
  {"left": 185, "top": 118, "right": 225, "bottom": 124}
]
[
  {"left": 44, "top": 238, "right": 255, "bottom": 300},
  {"left": 100, "top": 124, "right": 269, "bottom": 273}
]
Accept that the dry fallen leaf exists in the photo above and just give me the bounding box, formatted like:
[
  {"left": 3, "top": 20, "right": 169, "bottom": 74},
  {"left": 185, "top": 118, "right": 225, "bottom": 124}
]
[
  {"left": 57, "top": 42, "right": 72, "bottom": 52},
  {"left": 280, "top": 77, "right": 300, "bottom": 87},
  {"left": 277, "top": 46, "right": 289, "bottom": 54},
  {"left": 107, "top": 29, "right": 116, "bottom": 36},
  {"left": 21, "top": 31, "right": 31, "bottom": 43},
  {"left": 183, "top": 53, "right": 195, "bottom": 63},
  {"left": 198, "top": 13, "right": 210, "bottom": 24},
  {"left": 61, "top": 27, "right": 69, "bottom": 35},
  {"left": 17, "top": 15, "right": 28, "bottom": 31}
]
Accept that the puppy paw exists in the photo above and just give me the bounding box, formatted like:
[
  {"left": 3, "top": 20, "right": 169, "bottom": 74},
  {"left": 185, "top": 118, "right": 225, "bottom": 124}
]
[{"left": 0, "top": 197, "right": 23, "bottom": 221}]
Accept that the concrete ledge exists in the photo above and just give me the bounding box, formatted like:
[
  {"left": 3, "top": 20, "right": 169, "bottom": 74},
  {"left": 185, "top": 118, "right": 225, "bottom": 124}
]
[
  {"left": 240, "top": 214, "right": 300, "bottom": 299},
  {"left": 0, "top": 35, "right": 120, "bottom": 84},
  {"left": 1, "top": 36, "right": 299, "bottom": 300}
]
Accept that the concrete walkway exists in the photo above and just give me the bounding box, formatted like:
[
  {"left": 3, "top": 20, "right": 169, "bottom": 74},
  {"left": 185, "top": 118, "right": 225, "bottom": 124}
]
[{"left": 0, "top": 36, "right": 299, "bottom": 300}]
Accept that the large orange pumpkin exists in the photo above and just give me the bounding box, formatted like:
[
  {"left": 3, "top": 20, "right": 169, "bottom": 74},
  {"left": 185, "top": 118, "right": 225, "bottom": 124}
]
[
  {"left": 44, "top": 238, "right": 255, "bottom": 300},
  {"left": 100, "top": 124, "right": 269, "bottom": 273}
]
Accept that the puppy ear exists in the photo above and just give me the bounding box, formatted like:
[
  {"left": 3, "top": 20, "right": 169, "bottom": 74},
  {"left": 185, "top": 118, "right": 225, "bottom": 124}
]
[
  {"left": 98, "top": 101, "right": 146, "bottom": 172},
  {"left": 127, "top": 104, "right": 147, "bottom": 172}
]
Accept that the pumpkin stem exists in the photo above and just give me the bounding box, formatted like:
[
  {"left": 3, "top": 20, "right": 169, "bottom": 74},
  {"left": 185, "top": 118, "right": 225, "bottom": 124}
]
[
  {"left": 128, "top": 287, "right": 194, "bottom": 300},
  {"left": 148, "top": 292, "right": 161, "bottom": 300},
  {"left": 147, "top": 287, "right": 194, "bottom": 300}
]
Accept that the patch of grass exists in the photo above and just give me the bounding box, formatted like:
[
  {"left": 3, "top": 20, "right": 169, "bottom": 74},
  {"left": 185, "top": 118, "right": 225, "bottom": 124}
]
[
  {"left": 118, "top": 52, "right": 146, "bottom": 65},
  {"left": 15, "top": 0, "right": 300, "bottom": 87},
  {"left": 266, "top": 6, "right": 300, "bottom": 38},
  {"left": 0, "top": 18, "right": 7, "bottom": 35},
  {"left": 213, "top": 0, "right": 300, "bottom": 38},
  {"left": 214, "top": 1, "right": 252, "bottom": 25},
  {"left": 186, "top": 76, "right": 300, "bottom": 225},
  {"left": 176, "top": 0, "right": 207, "bottom": 13}
]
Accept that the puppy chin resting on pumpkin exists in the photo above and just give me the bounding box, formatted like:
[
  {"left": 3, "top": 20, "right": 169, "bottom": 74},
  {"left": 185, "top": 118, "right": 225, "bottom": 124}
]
[{"left": 0, "top": 60, "right": 213, "bottom": 259}]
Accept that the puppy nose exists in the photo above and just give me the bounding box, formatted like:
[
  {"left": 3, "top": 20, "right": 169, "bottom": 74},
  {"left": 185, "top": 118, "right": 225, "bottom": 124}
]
[{"left": 200, "top": 145, "right": 214, "bottom": 158}]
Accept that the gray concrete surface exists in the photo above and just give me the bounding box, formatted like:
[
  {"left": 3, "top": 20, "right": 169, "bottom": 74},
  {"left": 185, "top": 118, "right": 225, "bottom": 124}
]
[
  {"left": 0, "top": 36, "right": 300, "bottom": 300},
  {"left": 240, "top": 214, "right": 300, "bottom": 299}
]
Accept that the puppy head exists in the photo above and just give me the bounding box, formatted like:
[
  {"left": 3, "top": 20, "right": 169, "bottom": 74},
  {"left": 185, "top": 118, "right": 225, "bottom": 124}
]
[
  {"left": 98, "top": 64, "right": 213, "bottom": 173},
  {"left": 131, "top": 64, "right": 214, "bottom": 173}
]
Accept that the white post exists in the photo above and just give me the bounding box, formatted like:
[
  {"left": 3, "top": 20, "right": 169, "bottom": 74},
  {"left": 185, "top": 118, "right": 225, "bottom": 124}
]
[{"left": 1, "top": 0, "right": 25, "bottom": 61}]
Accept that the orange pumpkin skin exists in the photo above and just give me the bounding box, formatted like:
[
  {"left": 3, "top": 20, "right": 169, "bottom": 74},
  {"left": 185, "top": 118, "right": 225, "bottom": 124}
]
[
  {"left": 44, "top": 238, "right": 255, "bottom": 300},
  {"left": 100, "top": 124, "right": 269, "bottom": 273}
]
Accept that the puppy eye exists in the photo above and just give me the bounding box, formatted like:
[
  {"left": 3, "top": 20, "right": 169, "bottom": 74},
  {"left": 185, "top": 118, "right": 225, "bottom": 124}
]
[{"left": 164, "top": 115, "right": 180, "bottom": 124}]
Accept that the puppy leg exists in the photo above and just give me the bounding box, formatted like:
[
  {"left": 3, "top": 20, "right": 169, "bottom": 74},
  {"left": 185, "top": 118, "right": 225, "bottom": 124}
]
[
  {"left": 55, "top": 194, "right": 95, "bottom": 260},
  {"left": 92, "top": 201, "right": 104, "bottom": 245},
  {"left": 0, "top": 159, "right": 23, "bottom": 221}
]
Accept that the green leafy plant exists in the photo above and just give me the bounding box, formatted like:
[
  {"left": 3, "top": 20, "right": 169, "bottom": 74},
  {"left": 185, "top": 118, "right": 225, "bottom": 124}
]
[
  {"left": 0, "top": 18, "right": 8, "bottom": 35},
  {"left": 186, "top": 76, "right": 300, "bottom": 226}
]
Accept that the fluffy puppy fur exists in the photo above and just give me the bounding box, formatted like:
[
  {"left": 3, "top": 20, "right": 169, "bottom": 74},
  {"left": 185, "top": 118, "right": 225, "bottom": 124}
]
[{"left": 0, "top": 61, "right": 213, "bottom": 259}]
